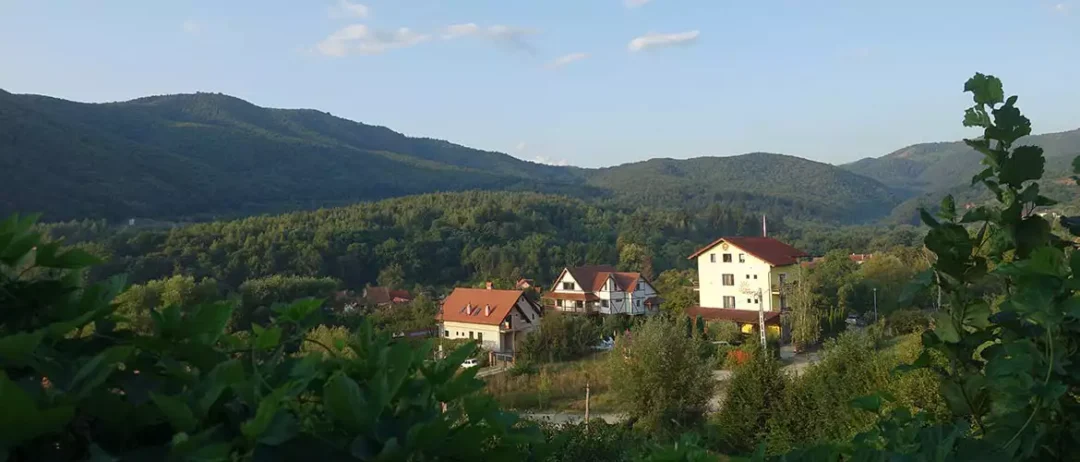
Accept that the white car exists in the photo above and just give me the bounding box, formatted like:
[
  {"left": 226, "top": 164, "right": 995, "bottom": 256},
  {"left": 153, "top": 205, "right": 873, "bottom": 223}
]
[
  {"left": 461, "top": 358, "right": 480, "bottom": 368},
  {"left": 592, "top": 339, "right": 615, "bottom": 351}
]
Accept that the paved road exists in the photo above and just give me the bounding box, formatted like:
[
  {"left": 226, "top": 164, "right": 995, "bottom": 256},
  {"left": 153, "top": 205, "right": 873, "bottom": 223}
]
[
  {"left": 521, "top": 412, "right": 627, "bottom": 424},
  {"left": 475, "top": 365, "right": 509, "bottom": 378}
]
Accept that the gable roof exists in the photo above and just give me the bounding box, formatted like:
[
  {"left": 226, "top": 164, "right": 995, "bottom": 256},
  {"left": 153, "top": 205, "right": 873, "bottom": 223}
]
[
  {"left": 687, "top": 237, "right": 808, "bottom": 266},
  {"left": 555, "top": 265, "right": 648, "bottom": 293},
  {"left": 438, "top": 288, "right": 533, "bottom": 326},
  {"left": 364, "top": 287, "right": 413, "bottom": 305}
]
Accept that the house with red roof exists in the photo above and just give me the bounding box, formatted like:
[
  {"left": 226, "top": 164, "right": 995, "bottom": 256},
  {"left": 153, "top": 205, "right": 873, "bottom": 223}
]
[
  {"left": 542, "top": 265, "right": 660, "bottom": 316},
  {"left": 686, "top": 237, "right": 809, "bottom": 334},
  {"left": 437, "top": 283, "right": 543, "bottom": 354}
]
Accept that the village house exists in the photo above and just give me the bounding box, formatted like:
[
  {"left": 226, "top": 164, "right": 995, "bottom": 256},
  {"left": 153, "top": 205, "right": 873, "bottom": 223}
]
[
  {"left": 542, "top": 265, "right": 660, "bottom": 315},
  {"left": 686, "top": 237, "right": 809, "bottom": 335},
  {"left": 437, "top": 283, "right": 543, "bottom": 354},
  {"left": 363, "top": 287, "right": 414, "bottom": 307}
]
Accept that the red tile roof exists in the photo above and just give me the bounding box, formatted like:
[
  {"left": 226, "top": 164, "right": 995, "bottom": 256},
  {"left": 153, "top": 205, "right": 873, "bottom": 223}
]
[
  {"left": 438, "top": 288, "right": 533, "bottom": 326},
  {"left": 364, "top": 287, "right": 413, "bottom": 305},
  {"left": 554, "top": 265, "right": 648, "bottom": 293},
  {"left": 685, "top": 306, "right": 782, "bottom": 325},
  {"left": 687, "top": 237, "right": 808, "bottom": 266}
]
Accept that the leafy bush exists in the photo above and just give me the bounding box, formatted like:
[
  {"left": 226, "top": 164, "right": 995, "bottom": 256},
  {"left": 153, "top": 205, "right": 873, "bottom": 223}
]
[
  {"left": 0, "top": 214, "right": 540, "bottom": 460},
  {"left": 518, "top": 312, "right": 601, "bottom": 364},
  {"left": 708, "top": 321, "right": 742, "bottom": 344},
  {"left": 537, "top": 420, "right": 647, "bottom": 462},
  {"left": 608, "top": 317, "right": 713, "bottom": 433},
  {"left": 711, "top": 342, "right": 788, "bottom": 454},
  {"left": 886, "top": 308, "right": 930, "bottom": 334}
]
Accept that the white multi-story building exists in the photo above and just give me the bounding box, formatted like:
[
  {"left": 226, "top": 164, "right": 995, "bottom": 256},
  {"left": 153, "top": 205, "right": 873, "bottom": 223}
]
[
  {"left": 687, "top": 237, "right": 808, "bottom": 333},
  {"left": 543, "top": 265, "right": 660, "bottom": 316}
]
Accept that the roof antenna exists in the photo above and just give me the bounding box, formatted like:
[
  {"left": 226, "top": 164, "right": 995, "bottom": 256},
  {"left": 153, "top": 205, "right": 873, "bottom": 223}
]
[{"left": 762, "top": 214, "right": 767, "bottom": 237}]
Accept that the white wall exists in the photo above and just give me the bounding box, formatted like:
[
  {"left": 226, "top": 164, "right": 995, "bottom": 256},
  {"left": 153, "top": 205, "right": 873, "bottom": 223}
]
[
  {"left": 551, "top": 270, "right": 584, "bottom": 293},
  {"left": 697, "top": 245, "right": 774, "bottom": 311}
]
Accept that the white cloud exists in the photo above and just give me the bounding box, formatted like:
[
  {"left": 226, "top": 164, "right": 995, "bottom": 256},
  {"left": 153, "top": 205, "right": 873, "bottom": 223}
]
[
  {"left": 329, "top": 0, "right": 369, "bottom": 19},
  {"left": 515, "top": 142, "right": 527, "bottom": 152},
  {"left": 534, "top": 156, "right": 569, "bottom": 166},
  {"left": 624, "top": 0, "right": 653, "bottom": 8},
  {"left": 182, "top": 20, "right": 201, "bottom": 36},
  {"left": 1053, "top": 2, "right": 1069, "bottom": 14},
  {"left": 549, "top": 52, "right": 589, "bottom": 69},
  {"left": 316, "top": 24, "right": 428, "bottom": 56},
  {"left": 441, "top": 24, "right": 538, "bottom": 53},
  {"left": 628, "top": 30, "right": 700, "bottom": 52},
  {"left": 442, "top": 23, "right": 480, "bottom": 39}
]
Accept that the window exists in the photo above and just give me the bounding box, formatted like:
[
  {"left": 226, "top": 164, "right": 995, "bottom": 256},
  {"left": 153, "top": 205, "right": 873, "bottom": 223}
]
[
  {"left": 575, "top": 300, "right": 584, "bottom": 308},
  {"left": 779, "top": 273, "right": 788, "bottom": 284},
  {"left": 723, "top": 296, "right": 736, "bottom": 308},
  {"left": 636, "top": 299, "right": 641, "bottom": 307},
  {"left": 601, "top": 299, "right": 609, "bottom": 308},
  {"left": 754, "top": 299, "right": 759, "bottom": 304},
  {"left": 562, "top": 282, "right": 575, "bottom": 290},
  {"left": 723, "top": 253, "right": 733, "bottom": 263},
  {"left": 747, "top": 298, "right": 752, "bottom": 304},
  {"left": 753, "top": 275, "right": 758, "bottom": 279},
  {"left": 746, "top": 274, "right": 750, "bottom": 279},
  {"left": 556, "top": 299, "right": 563, "bottom": 307},
  {"left": 722, "top": 274, "right": 735, "bottom": 286},
  {"left": 710, "top": 253, "right": 716, "bottom": 263},
  {"left": 444, "top": 330, "right": 449, "bottom": 337},
  {"left": 739, "top": 253, "right": 746, "bottom": 263},
  {"left": 477, "top": 332, "right": 483, "bottom": 342},
  {"left": 469, "top": 331, "right": 474, "bottom": 339}
]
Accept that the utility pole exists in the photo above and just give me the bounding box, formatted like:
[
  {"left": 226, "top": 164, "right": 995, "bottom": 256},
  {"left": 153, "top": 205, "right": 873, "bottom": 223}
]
[
  {"left": 872, "top": 288, "right": 878, "bottom": 323},
  {"left": 757, "top": 288, "right": 766, "bottom": 350},
  {"left": 584, "top": 379, "right": 591, "bottom": 432}
]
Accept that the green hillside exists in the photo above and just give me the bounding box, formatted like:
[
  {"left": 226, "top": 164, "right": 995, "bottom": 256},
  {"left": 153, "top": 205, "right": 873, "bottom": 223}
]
[
  {"left": 587, "top": 153, "right": 904, "bottom": 223},
  {"left": 1, "top": 90, "right": 903, "bottom": 223},
  {"left": 844, "top": 128, "right": 1080, "bottom": 194}
]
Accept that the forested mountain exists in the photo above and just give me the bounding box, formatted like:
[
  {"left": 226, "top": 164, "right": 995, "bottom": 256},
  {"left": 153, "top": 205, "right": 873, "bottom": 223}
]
[
  {"left": 2, "top": 89, "right": 901, "bottom": 224},
  {"left": 844, "top": 128, "right": 1080, "bottom": 194},
  {"left": 0, "top": 89, "right": 589, "bottom": 221},
  {"left": 587, "top": 154, "right": 903, "bottom": 223},
  {"left": 844, "top": 128, "right": 1080, "bottom": 224}
]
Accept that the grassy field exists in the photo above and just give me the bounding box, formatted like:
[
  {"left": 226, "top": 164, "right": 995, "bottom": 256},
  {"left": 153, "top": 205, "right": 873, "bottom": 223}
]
[{"left": 483, "top": 352, "right": 626, "bottom": 413}]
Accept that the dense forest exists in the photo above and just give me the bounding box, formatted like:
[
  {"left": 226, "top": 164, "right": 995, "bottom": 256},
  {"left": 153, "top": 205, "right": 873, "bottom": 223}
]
[
  {"left": 11, "top": 89, "right": 1076, "bottom": 226},
  {"left": 39, "top": 191, "right": 923, "bottom": 295}
]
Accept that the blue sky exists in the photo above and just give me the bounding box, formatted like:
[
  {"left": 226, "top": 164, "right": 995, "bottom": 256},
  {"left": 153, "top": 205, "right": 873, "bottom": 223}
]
[{"left": 1, "top": 0, "right": 1078, "bottom": 167}]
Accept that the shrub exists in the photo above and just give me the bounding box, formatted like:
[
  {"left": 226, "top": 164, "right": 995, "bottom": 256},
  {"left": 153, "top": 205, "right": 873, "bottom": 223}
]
[
  {"left": 712, "top": 342, "right": 788, "bottom": 454},
  {"left": 708, "top": 320, "right": 742, "bottom": 344},
  {"left": 608, "top": 316, "right": 714, "bottom": 433},
  {"left": 886, "top": 309, "right": 930, "bottom": 334},
  {"left": 0, "top": 215, "right": 540, "bottom": 460},
  {"left": 519, "top": 312, "right": 601, "bottom": 363}
]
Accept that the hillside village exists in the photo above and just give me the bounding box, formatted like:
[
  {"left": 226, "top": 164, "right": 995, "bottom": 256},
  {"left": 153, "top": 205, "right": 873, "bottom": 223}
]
[{"left": 433, "top": 235, "right": 829, "bottom": 364}]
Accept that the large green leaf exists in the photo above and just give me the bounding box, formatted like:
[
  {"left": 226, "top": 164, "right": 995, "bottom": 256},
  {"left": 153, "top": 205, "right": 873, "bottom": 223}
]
[
  {"left": 252, "top": 325, "right": 283, "bottom": 351},
  {"left": 0, "top": 329, "right": 45, "bottom": 365},
  {"left": 964, "top": 73, "right": 1004, "bottom": 106},
  {"left": 0, "top": 372, "right": 75, "bottom": 445},
  {"left": 70, "top": 346, "right": 133, "bottom": 398},
  {"left": 933, "top": 312, "right": 960, "bottom": 343},
  {"left": 149, "top": 392, "right": 198, "bottom": 433},
  {"left": 323, "top": 373, "right": 368, "bottom": 433},
  {"left": 241, "top": 384, "right": 291, "bottom": 440},
  {"left": 186, "top": 302, "right": 234, "bottom": 344},
  {"left": 999, "top": 146, "right": 1044, "bottom": 188}
]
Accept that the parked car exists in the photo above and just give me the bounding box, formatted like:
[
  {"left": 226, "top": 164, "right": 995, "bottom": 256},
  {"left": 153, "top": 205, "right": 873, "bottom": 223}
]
[
  {"left": 845, "top": 314, "right": 860, "bottom": 326},
  {"left": 461, "top": 358, "right": 480, "bottom": 368},
  {"left": 592, "top": 338, "right": 616, "bottom": 351}
]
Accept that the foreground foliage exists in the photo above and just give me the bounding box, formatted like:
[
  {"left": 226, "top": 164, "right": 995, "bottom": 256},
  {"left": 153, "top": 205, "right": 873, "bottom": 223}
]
[{"left": 0, "top": 214, "right": 540, "bottom": 460}]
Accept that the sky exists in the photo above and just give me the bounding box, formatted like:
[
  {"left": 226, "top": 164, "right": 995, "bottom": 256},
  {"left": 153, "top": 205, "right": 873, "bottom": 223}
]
[{"left": 1, "top": 0, "right": 1078, "bottom": 168}]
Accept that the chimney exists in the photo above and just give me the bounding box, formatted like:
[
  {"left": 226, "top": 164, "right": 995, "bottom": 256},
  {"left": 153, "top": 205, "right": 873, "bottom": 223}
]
[
  {"left": 484, "top": 304, "right": 491, "bottom": 316},
  {"left": 762, "top": 215, "right": 767, "bottom": 237},
  {"left": 485, "top": 281, "right": 493, "bottom": 290}
]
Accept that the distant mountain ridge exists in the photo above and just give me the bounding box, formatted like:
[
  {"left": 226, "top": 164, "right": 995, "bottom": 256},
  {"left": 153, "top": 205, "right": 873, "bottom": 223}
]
[
  {"left": 0, "top": 89, "right": 905, "bottom": 224},
  {"left": 844, "top": 128, "right": 1080, "bottom": 194}
]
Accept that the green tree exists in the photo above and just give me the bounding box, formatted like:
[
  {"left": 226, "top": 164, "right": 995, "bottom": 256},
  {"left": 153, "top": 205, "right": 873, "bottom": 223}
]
[
  {"left": 608, "top": 316, "right": 714, "bottom": 433},
  {"left": 711, "top": 342, "right": 788, "bottom": 454},
  {"left": 652, "top": 269, "right": 697, "bottom": 315},
  {"left": 112, "top": 275, "right": 219, "bottom": 333}
]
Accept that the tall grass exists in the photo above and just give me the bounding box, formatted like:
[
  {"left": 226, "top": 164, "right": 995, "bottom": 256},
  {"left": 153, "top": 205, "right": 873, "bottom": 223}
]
[{"left": 484, "top": 353, "right": 621, "bottom": 412}]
